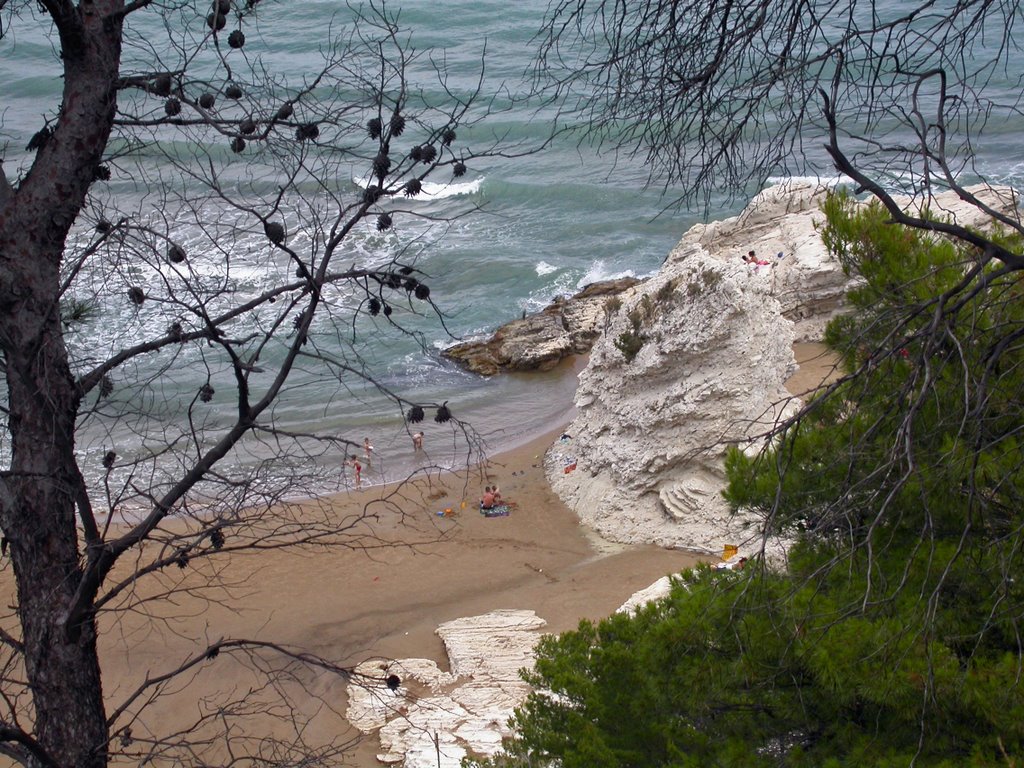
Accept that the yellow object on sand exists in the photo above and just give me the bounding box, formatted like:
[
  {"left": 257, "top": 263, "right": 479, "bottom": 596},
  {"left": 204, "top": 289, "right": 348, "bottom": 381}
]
[{"left": 722, "top": 544, "right": 738, "bottom": 560}]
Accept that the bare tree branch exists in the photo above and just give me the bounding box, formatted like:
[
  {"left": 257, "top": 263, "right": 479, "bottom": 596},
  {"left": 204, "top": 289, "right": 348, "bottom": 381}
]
[{"left": 0, "top": 2, "right": 532, "bottom": 765}]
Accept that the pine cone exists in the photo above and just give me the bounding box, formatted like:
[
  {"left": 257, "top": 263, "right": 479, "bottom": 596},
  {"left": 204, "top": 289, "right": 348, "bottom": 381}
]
[
  {"left": 264, "top": 221, "right": 285, "bottom": 244},
  {"left": 372, "top": 152, "right": 391, "bottom": 179},
  {"left": 389, "top": 112, "right": 406, "bottom": 136}
]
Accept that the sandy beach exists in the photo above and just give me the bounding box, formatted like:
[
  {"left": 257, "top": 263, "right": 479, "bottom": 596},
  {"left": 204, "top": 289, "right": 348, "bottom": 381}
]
[
  {"left": 79, "top": 418, "right": 700, "bottom": 765},
  {"left": 0, "top": 344, "right": 837, "bottom": 767}
]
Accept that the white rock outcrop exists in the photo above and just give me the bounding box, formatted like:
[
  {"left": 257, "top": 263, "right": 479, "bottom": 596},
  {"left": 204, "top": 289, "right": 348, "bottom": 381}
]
[
  {"left": 680, "top": 180, "right": 851, "bottom": 341},
  {"left": 616, "top": 575, "right": 675, "bottom": 614},
  {"left": 346, "top": 610, "right": 547, "bottom": 768},
  {"left": 547, "top": 180, "right": 1021, "bottom": 554},
  {"left": 545, "top": 244, "right": 800, "bottom": 555},
  {"left": 347, "top": 589, "right": 695, "bottom": 766}
]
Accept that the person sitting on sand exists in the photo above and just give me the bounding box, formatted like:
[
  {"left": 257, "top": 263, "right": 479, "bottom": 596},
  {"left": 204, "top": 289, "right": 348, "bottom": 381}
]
[{"left": 480, "top": 485, "right": 496, "bottom": 510}]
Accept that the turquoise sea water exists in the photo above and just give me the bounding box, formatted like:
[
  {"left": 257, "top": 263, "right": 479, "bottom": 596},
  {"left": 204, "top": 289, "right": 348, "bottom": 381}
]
[{"left": 2, "top": 1, "right": 1023, "bottom": 497}]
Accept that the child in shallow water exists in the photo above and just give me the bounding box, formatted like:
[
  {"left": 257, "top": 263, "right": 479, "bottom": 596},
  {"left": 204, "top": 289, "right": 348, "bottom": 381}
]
[{"left": 346, "top": 454, "right": 362, "bottom": 489}]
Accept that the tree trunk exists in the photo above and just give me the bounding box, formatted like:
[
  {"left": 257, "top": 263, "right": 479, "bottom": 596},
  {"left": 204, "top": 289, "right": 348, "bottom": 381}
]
[
  {"left": 2, "top": 183, "right": 110, "bottom": 768},
  {"left": 0, "top": 3, "right": 124, "bottom": 765},
  {"left": 6, "top": 404, "right": 108, "bottom": 768},
  {"left": 2, "top": 239, "right": 107, "bottom": 766}
]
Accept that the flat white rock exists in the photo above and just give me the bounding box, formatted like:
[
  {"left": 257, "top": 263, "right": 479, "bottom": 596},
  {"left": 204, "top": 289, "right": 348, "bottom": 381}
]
[{"left": 346, "top": 609, "right": 547, "bottom": 767}]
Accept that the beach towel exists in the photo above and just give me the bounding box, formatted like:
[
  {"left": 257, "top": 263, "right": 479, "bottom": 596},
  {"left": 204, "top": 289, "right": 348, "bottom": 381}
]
[{"left": 481, "top": 504, "right": 511, "bottom": 518}]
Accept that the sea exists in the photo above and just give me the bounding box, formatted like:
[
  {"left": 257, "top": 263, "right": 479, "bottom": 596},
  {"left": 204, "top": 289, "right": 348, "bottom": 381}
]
[{"left": 2, "top": 0, "right": 1023, "bottom": 501}]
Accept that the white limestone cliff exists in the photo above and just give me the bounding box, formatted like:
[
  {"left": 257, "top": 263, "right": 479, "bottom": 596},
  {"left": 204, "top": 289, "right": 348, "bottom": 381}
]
[
  {"left": 547, "top": 180, "right": 1021, "bottom": 554},
  {"left": 544, "top": 244, "right": 801, "bottom": 556},
  {"left": 680, "top": 180, "right": 852, "bottom": 341}
]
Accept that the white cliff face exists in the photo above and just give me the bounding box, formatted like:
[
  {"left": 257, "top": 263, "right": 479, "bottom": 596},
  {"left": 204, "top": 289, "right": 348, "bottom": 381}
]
[
  {"left": 547, "top": 180, "right": 1020, "bottom": 554},
  {"left": 545, "top": 245, "right": 801, "bottom": 555},
  {"left": 680, "top": 181, "right": 851, "bottom": 341}
]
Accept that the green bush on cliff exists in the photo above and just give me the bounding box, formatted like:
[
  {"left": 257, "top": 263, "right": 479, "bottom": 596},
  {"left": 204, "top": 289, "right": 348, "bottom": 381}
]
[
  {"left": 466, "top": 193, "right": 1024, "bottom": 768},
  {"left": 614, "top": 303, "right": 648, "bottom": 362}
]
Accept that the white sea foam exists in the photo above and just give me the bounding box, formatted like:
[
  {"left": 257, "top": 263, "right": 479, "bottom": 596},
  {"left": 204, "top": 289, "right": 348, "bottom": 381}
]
[
  {"left": 353, "top": 175, "right": 483, "bottom": 200},
  {"left": 763, "top": 171, "right": 1002, "bottom": 199},
  {"left": 419, "top": 178, "right": 483, "bottom": 199},
  {"left": 764, "top": 174, "right": 848, "bottom": 189},
  {"left": 576, "top": 259, "right": 636, "bottom": 287},
  {"left": 535, "top": 260, "right": 557, "bottom": 276},
  {"left": 519, "top": 259, "right": 636, "bottom": 313}
]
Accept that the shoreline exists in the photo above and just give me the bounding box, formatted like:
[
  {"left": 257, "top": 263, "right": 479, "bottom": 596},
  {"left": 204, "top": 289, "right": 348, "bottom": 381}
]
[
  {"left": 0, "top": 343, "right": 838, "bottom": 767},
  {"left": 74, "top": 396, "right": 700, "bottom": 767},
  {"left": 310, "top": 417, "right": 696, "bottom": 663},
  {"left": 340, "top": 353, "right": 590, "bottom": 496}
]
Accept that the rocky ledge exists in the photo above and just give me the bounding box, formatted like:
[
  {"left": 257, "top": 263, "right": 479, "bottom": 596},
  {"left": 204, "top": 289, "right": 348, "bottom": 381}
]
[
  {"left": 546, "top": 180, "right": 1020, "bottom": 555},
  {"left": 442, "top": 278, "right": 640, "bottom": 376},
  {"left": 346, "top": 609, "right": 547, "bottom": 767}
]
